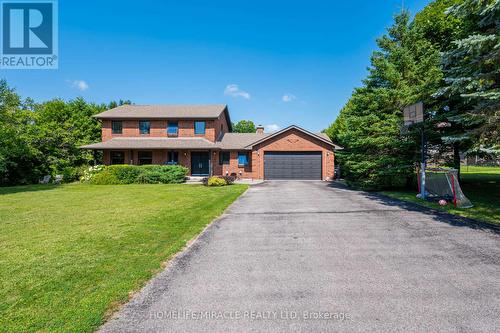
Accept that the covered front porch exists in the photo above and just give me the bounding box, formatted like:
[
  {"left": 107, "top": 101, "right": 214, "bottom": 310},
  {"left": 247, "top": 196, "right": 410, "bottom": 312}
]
[
  {"left": 81, "top": 137, "right": 222, "bottom": 177},
  {"left": 102, "top": 149, "right": 215, "bottom": 176}
]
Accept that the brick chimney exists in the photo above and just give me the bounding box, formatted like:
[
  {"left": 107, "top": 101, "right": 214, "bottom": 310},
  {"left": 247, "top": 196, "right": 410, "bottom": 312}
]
[{"left": 256, "top": 125, "right": 264, "bottom": 134}]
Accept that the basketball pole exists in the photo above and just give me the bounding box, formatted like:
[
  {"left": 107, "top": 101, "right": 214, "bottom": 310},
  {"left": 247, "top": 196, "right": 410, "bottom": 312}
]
[{"left": 420, "top": 122, "right": 427, "bottom": 200}]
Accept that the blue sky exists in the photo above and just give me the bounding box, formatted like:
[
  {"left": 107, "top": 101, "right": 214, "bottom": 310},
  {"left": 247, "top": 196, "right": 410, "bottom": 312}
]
[{"left": 2, "top": 0, "right": 430, "bottom": 132}]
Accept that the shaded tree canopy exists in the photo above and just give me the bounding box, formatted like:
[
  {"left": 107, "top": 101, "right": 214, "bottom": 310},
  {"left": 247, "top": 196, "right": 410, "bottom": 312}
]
[
  {"left": 0, "top": 79, "right": 129, "bottom": 185},
  {"left": 325, "top": 0, "right": 498, "bottom": 189},
  {"left": 232, "top": 120, "right": 256, "bottom": 133}
]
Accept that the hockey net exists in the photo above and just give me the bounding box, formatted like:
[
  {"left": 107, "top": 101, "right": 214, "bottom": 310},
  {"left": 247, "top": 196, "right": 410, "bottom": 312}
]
[{"left": 417, "top": 168, "right": 473, "bottom": 208}]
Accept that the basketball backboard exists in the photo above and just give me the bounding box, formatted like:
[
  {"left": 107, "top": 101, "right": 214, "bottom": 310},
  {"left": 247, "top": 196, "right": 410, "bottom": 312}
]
[{"left": 403, "top": 102, "right": 424, "bottom": 126}]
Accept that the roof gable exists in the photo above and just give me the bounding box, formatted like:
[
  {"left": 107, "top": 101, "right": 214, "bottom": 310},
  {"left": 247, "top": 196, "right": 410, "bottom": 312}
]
[{"left": 244, "top": 125, "right": 342, "bottom": 149}]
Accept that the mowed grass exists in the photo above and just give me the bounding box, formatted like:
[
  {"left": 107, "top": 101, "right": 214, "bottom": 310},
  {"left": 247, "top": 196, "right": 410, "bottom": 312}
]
[
  {"left": 0, "top": 183, "right": 247, "bottom": 332},
  {"left": 381, "top": 166, "right": 499, "bottom": 225}
]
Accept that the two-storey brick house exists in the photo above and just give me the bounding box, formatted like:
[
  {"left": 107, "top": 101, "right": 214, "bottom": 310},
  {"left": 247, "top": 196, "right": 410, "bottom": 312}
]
[{"left": 81, "top": 104, "right": 341, "bottom": 180}]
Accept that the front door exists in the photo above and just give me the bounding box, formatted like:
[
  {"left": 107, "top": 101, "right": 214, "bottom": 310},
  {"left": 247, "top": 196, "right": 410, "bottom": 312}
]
[{"left": 191, "top": 152, "right": 210, "bottom": 176}]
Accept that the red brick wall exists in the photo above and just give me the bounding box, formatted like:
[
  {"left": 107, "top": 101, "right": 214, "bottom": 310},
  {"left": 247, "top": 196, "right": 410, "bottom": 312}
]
[
  {"left": 102, "top": 120, "right": 140, "bottom": 141},
  {"left": 211, "top": 129, "right": 335, "bottom": 181},
  {"left": 215, "top": 151, "right": 254, "bottom": 179},
  {"left": 101, "top": 123, "right": 334, "bottom": 180},
  {"left": 214, "top": 110, "right": 230, "bottom": 141},
  {"left": 254, "top": 129, "right": 334, "bottom": 180},
  {"left": 102, "top": 119, "right": 222, "bottom": 142}
]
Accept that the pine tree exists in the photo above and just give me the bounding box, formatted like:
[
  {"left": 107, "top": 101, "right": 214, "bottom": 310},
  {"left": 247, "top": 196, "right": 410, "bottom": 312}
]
[
  {"left": 326, "top": 12, "right": 443, "bottom": 189},
  {"left": 435, "top": 0, "right": 499, "bottom": 150}
]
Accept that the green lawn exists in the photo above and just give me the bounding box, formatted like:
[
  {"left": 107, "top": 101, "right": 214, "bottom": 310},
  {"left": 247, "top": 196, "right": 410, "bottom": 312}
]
[
  {"left": 381, "top": 166, "right": 500, "bottom": 225},
  {"left": 0, "top": 183, "right": 247, "bottom": 332}
]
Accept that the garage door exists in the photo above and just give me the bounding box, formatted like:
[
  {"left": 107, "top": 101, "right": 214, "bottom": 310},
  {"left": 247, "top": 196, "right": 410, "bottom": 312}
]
[{"left": 264, "top": 152, "right": 322, "bottom": 180}]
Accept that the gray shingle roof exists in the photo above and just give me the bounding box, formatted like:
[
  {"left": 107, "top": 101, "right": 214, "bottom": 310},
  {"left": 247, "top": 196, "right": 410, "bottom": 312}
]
[
  {"left": 216, "top": 133, "right": 271, "bottom": 150},
  {"left": 93, "top": 104, "right": 227, "bottom": 119},
  {"left": 81, "top": 137, "right": 216, "bottom": 150},
  {"left": 316, "top": 133, "right": 333, "bottom": 142},
  {"left": 215, "top": 129, "right": 338, "bottom": 150},
  {"left": 240, "top": 126, "right": 341, "bottom": 149}
]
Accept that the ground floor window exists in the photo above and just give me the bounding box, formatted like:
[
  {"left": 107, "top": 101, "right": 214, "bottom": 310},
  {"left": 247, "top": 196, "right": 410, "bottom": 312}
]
[
  {"left": 138, "top": 151, "right": 153, "bottom": 165},
  {"left": 110, "top": 151, "right": 125, "bottom": 164},
  {"left": 219, "top": 151, "right": 230, "bottom": 165},
  {"left": 166, "top": 151, "right": 179, "bottom": 165},
  {"left": 238, "top": 152, "right": 249, "bottom": 166}
]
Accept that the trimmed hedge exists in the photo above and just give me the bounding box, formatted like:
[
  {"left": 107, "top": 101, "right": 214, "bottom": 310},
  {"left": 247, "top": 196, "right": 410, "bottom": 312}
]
[
  {"left": 90, "top": 169, "right": 121, "bottom": 185},
  {"left": 107, "top": 165, "right": 141, "bottom": 184},
  {"left": 85, "top": 165, "right": 188, "bottom": 185}
]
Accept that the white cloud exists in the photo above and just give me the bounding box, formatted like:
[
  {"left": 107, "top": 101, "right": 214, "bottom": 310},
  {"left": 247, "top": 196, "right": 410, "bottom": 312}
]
[
  {"left": 224, "top": 84, "right": 251, "bottom": 99},
  {"left": 282, "top": 93, "right": 296, "bottom": 102},
  {"left": 69, "top": 80, "right": 89, "bottom": 91},
  {"left": 265, "top": 124, "right": 281, "bottom": 132}
]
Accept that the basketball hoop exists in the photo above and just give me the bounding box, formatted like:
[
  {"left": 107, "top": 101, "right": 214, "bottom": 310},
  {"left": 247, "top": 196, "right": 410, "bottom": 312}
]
[
  {"left": 403, "top": 102, "right": 426, "bottom": 199},
  {"left": 403, "top": 102, "right": 424, "bottom": 127}
]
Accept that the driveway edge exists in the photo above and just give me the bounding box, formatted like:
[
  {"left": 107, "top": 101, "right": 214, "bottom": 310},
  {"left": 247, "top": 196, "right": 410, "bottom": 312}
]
[
  {"left": 372, "top": 191, "right": 500, "bottom": 233},
  {"left": 328, "top": 181, "right": 499, "bottom": 233}
]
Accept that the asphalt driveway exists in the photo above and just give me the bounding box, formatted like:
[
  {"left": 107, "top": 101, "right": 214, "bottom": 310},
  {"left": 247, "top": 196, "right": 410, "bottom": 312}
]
[{"left": 100, "top": 181, "right": 500, "bottom": 332}]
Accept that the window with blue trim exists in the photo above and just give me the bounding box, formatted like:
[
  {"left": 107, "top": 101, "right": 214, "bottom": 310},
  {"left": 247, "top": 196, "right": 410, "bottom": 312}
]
[
  {"left": 167, "top": 121, "right": 178, "bottom": 136},
  {"left": 139, "top": 120, "right": 150, "bottom": 134},
  {"left": 194, "top": 121, "right": 206, "bottom": 135},
  {"left": 238, "top": 152, "right": 249, "bottom": 166}
]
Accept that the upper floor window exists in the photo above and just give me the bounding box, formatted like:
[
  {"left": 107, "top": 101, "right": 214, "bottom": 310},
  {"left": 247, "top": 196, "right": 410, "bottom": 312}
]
[
  {"left": 138, "top": 151, "right": 153, "bottom": 165},
  {"left": 111, "top": 121, "right": 122, "bottom": 134},
  {"left": 139, "top": 121, "right": 151, "bottom": 135},
  {"left": 219, "top": 151, "right": 230, "bottom": 165},
  {"left": 238, "top": 152, "right": 249, "bottom": 166},
  {"left": 167, "top": 122, "right": 178, "bottom": 136},
  {"left": 194, "top": 121, "right": 206, "bottom": 135}
]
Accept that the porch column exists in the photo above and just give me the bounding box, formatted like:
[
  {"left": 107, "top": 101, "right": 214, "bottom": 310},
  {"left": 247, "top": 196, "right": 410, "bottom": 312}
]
[
  {"left": 130, "top": 150, "right": 134, "bottom": 165},
  {"left": 208, "top": 150, "right": 212, "bottom": 176}
]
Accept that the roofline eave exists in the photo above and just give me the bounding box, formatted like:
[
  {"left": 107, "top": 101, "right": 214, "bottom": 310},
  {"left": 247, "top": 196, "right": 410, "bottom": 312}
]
[{"left": 243, "top": 125, "right": 342, "bottom": 149}]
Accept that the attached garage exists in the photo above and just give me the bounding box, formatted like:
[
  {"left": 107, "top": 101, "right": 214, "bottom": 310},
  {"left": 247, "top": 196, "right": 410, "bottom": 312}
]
[{"left": 264, "top": 151, "right": 322, "bottom": 180}]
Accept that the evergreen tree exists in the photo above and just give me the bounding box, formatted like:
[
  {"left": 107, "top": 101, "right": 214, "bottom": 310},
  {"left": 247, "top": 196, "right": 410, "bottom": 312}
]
[
  {"left": 435, "top": 0, "right": 499, "bottom": 151},
  {"left": 326, "top": 12, "right": 443, "bottom": 189}
]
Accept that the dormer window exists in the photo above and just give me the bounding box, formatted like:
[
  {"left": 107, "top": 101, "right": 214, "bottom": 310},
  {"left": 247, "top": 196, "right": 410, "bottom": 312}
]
[
  {"left": 139, "top": 120, "right": 150, "bottom": 135},
  {"left": 167, "top": 121, "right": 178, "bottom": 136},
  {"left": 194, "top": 121, "right": 206, "bottom": 135},
  {"left": 111, "top": 121, "right": 122, "bottom": 134}
]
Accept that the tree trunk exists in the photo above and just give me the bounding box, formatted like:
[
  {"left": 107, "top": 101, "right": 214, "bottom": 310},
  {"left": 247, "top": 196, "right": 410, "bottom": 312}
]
[{"left": 453, "top": 142, "right": 460, "bottom": 180}]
